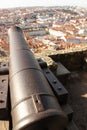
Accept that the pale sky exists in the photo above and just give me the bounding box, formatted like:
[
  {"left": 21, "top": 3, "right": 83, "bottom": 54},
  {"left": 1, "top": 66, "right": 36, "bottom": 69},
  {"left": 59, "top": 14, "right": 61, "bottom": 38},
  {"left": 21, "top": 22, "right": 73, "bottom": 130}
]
[{"left": 0, "top": 0, "right": 87, "bottom": 9}]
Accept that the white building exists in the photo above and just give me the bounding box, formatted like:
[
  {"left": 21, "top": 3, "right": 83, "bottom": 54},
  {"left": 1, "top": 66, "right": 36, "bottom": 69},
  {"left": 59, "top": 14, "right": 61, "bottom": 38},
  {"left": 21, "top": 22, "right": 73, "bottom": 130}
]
[{"left": 49, "top": 28, "right": 66, "bottom": 41}]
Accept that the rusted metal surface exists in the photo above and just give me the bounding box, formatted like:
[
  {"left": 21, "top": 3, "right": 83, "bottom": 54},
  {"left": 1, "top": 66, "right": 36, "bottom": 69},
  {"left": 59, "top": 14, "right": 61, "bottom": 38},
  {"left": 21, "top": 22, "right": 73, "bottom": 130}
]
[
  {"left": 0, "top": 62, "right": 9, "bottom": 75},
  {"left": 0, "top": 75, "right": 10, "bottom": 120},
  {"left": 8, "top": 26, "right": 68, "bottom": 130}
]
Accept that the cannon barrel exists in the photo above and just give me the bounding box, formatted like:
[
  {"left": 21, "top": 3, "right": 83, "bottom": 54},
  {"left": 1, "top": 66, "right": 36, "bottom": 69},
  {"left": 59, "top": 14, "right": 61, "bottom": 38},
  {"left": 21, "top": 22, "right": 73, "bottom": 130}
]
[{"left": 8, "top": 26, "right": 67, "bottom": 130}]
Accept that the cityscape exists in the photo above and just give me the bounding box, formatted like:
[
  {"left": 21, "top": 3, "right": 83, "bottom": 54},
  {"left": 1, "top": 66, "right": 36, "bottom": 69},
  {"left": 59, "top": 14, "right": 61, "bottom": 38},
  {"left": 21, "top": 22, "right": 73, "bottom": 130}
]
[{"left": 0, "top": 6, "right": 87, "bottom": 56}]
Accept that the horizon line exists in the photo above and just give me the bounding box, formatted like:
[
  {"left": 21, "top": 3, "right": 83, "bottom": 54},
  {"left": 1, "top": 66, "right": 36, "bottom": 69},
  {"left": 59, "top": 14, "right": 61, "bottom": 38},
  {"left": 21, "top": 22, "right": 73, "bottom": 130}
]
[{"left": 0, "top": 5, "right": 87, "bottom": 9}]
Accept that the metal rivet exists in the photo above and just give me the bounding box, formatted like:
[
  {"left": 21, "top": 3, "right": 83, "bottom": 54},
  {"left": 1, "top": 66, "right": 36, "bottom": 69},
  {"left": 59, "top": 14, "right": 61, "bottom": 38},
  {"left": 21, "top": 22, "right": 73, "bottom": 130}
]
[
  {"left": 53, "top": 80, "right": 57, "bottom": 84},
  {"left": 58, "top": 87, "right": 62, "bottom": 90},
  {"left": 2, "top": 79, "right": 6, "bottom": 83},
  {"left": 3, "top": 64, "right": 6, "bottom": 66},
  {"left": 46, "top": 71, "right": 50, "bottom": 74},
  {"left": 0, "top": 92, "right": 3, "bottom": 94},
  {"left": 0, "top": 100, "right": 4, "bottom": 103}
]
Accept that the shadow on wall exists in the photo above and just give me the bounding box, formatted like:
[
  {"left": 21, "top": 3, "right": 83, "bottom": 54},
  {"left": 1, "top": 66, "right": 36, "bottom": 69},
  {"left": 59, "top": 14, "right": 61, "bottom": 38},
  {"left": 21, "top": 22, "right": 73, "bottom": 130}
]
[{"left": 50, "top": 51, "right": 87, "bottom": 71}]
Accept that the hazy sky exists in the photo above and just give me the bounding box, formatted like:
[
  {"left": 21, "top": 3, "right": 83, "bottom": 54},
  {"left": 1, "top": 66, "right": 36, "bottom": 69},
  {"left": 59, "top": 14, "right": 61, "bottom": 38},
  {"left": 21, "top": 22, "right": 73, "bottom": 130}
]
[{"left": 0, "top": 0, "right": 87, "bottom": 8}]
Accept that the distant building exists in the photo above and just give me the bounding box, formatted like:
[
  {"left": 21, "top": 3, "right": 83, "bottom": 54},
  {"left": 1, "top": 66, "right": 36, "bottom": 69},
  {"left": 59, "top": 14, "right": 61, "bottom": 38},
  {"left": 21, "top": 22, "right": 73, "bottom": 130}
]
[{"left": 49, "top": 28, "right": 66, "bottom": 41}]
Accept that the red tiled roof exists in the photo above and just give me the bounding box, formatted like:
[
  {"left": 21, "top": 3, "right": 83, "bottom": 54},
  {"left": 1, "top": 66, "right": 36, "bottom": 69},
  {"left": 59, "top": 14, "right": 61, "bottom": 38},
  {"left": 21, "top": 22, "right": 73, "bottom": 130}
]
[{"left": 0, "top": 39, "right": 9, "bottom": 51}]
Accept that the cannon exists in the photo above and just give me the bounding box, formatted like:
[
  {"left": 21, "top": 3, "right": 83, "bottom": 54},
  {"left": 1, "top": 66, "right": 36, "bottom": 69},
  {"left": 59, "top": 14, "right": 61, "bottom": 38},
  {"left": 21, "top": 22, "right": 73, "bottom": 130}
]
[{"left": 8, "top": 26, "right": 68, "bottom": 130}]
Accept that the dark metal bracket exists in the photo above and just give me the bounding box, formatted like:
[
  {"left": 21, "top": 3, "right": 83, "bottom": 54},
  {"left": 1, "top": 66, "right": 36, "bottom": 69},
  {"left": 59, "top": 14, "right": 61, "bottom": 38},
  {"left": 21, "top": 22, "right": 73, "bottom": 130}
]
[{"left": 38, "top": 58, "right": 68, "bottom": 104}]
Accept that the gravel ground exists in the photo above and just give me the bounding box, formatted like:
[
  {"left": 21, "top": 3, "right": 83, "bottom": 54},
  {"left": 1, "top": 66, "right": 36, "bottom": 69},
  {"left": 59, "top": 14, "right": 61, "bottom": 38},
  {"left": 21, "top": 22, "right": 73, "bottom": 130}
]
[{"left": 66, "top": 71, "right": 87, "bottom": 130}]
